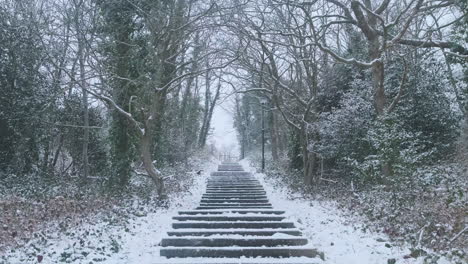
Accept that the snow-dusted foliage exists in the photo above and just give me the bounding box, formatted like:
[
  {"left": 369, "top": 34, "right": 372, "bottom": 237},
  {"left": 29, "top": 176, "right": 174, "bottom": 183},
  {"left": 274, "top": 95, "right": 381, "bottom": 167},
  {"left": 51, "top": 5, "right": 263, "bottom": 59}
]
[{"left": 316, "top": 89, "right": 373, "bottom": 162}]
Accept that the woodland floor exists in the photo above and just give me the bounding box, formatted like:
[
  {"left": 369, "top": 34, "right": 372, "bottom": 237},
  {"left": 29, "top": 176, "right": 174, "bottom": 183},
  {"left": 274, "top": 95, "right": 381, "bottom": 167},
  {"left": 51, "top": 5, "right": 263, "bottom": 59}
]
[{"left": 0, "top": 157, "right": 465, "bottom": 264}]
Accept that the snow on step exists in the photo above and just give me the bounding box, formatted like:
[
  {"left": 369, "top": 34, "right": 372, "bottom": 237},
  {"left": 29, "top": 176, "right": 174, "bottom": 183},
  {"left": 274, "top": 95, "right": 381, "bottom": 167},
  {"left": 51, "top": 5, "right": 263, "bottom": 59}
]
[
  {"left": 196, "top": 205, "right": 273, "bottom": 210},
  {"left": 172, "top": 221, "right": 294, "bottom": 229},
  {"left": 161, "top": 237, "right": 308, "bottom": 247},
  {"left": 166, "top": 229, "right": 303, "bottom": 237},
  {"left": 178, "top": 210, "right": 286, "bottom": 215},
  {"left": 160, "top": 247, "right": 323, "bottom": 259},
  {"left": 200, "top": 199, "right": 270, "bottom": 203},
  {"left": 201, "top": 195, "right": 268, "bottom": 198},
  {"left": 173, "top": 215, "right": 285, "bottom": 221},
  {"left": 159, "top": 162, "right": 323, "bottom": 261},
  {"left": 201, "top": 196, "right": 268, "bottom": 199},
  {"left": 206, "top": 186, "right": 264, "bottom": 189},
  {"left": 205, "top": 191, "right": 266, "bottom": 194}
]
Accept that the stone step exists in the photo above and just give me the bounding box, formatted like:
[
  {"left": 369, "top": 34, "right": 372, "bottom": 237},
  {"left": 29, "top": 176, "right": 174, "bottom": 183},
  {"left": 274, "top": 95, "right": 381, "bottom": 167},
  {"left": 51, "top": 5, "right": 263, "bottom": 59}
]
[
  {"left": 206, "top": 189, "right": 265, "bottom": 192},
  {"left": 158, "top": 260, "right": 319, "bottom": 264},
  {"left": 204, "top": 194, "right": 267, "bottom": 197},
  {"left": 210, "top": 172, "right": 252, "bottom": 176},
  {"left": 206, "top": 187, "right": 263, "bottom": 190},
  {"left": 166, "top": 229, "right": 302, "bottom": 237},
  {"left": 208, "top": 179, "right": 258, "bottom": 181},
  {"left": 200, "top": 203, "right": 271, "bottom": 207},
  {"left": 208, "top": 178, "right": 258, "bottom": 181},
  {"left": 207, "top": 184, "right": 263, "bottom": 187},
  {"left": 201, "top": 197, "right": 268, "bottom": 200},
  {"left": 209, "top": 175, "right": 253, "bottom": 177},
  {"left": 173, "top": 215, "right": 284, "bottom": 221},
  {"left": 207, "top": 187, "right": 264, "bottom": 190},
  {"left": 218, "top": 165, "right": 243, "bottom": 168},
  {"left": 203, "top": 193, "right": 266, "bottom": 195},
  {"left": 200, "top": 199, "right": 270, "bottom": 203},
  {"left": 208, "top": 182, "right": 259, "bottom": 184},
  {"left": 196, "top": 206, "right": 273, "bottom": 209},
  {"left": 208, "top": 182, "right": 258, "bottom": 184},
  {"left": 205, "top": 191, "right": 266, "bottom": 194},
  {"left": 209, "top": 177, "right": 256, "bottom": 180},
  {"left": 207, "top": 182, "right": 260, "bottom": 185},
  {"left": 206, "top": 186, "right": 261, "bottom": 188},
  {"left": 161, "top": 237, "right": 308, "bottom": 247},
  {"left": 203, "top": 193, "right": 267, "bottom": 196},
  {"left": 160, "top": 247, "right": 323, "bottom": 259},
  {"left": 202, "top": 194, "right": 267, "bottom": 199},
  {"left": 178, "top": 210, "right": 285, "bottom": 215},
  {"left": 207, "top": 185, "right": 263, "bottom": 187},
  {"left": 172, "top": 221, "right": 295, "bottom": 229}
]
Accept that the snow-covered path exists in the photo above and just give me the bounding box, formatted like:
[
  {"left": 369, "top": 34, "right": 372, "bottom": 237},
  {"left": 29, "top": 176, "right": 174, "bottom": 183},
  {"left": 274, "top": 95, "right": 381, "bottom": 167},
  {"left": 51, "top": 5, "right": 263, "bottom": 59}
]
[{"left": 3, "top": 159, "right": 433, "bottom": 264}]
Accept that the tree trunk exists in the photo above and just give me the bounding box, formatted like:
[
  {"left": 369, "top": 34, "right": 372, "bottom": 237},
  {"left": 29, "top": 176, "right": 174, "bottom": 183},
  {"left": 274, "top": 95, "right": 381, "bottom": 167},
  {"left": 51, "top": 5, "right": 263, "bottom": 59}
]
[
  {"left": 140, "top": 132, "right": 166, "bottom": 198},
  {"left": 75, "top": 0, "right": 89, "bottom": 179},
  {"left": 304, "top": 151, "right": 317, "bottom": 186},
  {"left": 301, "top": 127, "right": 316, "bottom": 185},
  {"left": 269, "top": 110, "right": 279, "bottom": 161},
  {"left": 52, "top": 134, "right": 64, "bottom": 170},
  {"left": 198, "top": 68, "right": 211, "bottom": 147},
  {"left": 80, "top": 57, "right": 90, "bottom": 179},
  {"left": 42, "top": 137, "right": 51, "bottom": 174},
  {"left": 368, "top": 36, "right": 392, "bottom": 177},
  {"left": 199, "top": 79, "right": 221, "bottom": 148}
]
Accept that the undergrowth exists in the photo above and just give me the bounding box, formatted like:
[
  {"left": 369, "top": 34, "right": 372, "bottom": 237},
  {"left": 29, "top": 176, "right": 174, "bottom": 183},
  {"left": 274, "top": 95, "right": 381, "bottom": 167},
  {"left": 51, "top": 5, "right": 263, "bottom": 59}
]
[
  {"left": 247, "top": 153, "right": 467, "bottom": 264},
  {"left": 0, "top": 150, "right": 214, "bottom": 256}
]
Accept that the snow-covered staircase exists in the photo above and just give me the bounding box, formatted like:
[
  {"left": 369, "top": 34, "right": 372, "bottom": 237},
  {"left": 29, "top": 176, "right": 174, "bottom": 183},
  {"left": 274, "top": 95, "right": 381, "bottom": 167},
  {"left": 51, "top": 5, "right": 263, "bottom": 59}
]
[{"left": 159, "top": 162, "right": 323, "bottom": 263}]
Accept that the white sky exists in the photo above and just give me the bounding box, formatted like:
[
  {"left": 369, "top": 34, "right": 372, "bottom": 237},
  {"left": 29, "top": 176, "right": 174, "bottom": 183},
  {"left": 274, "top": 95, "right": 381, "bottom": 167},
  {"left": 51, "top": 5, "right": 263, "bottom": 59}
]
[{"left": 208, "top": 100, "right": 240, "bottom": 158}]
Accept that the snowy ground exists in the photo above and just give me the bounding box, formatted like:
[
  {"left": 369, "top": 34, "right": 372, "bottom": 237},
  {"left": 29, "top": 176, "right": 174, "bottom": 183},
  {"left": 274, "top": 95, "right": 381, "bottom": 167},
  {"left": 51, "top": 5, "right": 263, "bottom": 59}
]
[
  {"left": 239, "top": 160, "right": 427, "bottom": 264},
  {"left": 2, "top": 158, "right": 455, "bottom": 264}
]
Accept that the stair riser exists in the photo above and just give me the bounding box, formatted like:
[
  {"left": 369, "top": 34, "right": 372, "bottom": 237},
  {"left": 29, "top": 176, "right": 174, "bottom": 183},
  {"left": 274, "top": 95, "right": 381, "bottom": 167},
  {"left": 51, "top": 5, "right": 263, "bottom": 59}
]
[
  {"left": 206, "top": 187, "right": 264, "bottom": 190},
  {"left": 200, "top": 200, "right": 270, "bottom": 203},
  {"left": 202, "top": 196, "right": 268, "bottom": 199},
  {"left": 207, "top": 185, "right": 263, "bottom": 187},
  {"left": 172, "top": 222, "right": 295, "bottom": 229},
  {"left": 166, "top": 230, "right": 302, "bottom": 237},
  {"left": 200, "top": 204, "right": 271, "bottom": 207},
  {"left": 207, "top": 178, "right": 260, "bottom": 185},
  {"left": 178, "top": 210, "right": 285, "bottom": 215},
  {"left": 210, "top": 173, "right": 252, "bottom": 176},
  {"left": 207, "top": 178, "right": 259, "bottom": 185},
  {"left": 206, "top": 187, "right": 262, "bottom": 189},
  {"left": 173, "top": 216, "right": 284, "bottom": 221},
  {"left": 161, "top": 238, "right": 308, "bottom": 247},
  {"left": 205, "top": 191, "right": 266, "bottom": 194},
  {"left": 196, "top": 206, "right": 273, "bottom": 209},
  {"left": 207, "top": 183, "right": 260, "bottom": 185},
  {"left": 160, "top": 248, "right": 322, "bottom": 258},
  {"left": 201, "top": 197, "right": 268, "bottom": 200},
  {"left": 206, "top": 190, "right": 265, "bottom": 192}
]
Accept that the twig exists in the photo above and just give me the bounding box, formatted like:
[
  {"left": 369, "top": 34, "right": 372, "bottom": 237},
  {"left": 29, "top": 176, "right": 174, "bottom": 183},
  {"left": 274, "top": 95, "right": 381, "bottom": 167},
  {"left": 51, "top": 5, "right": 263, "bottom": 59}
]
[
  {"left": 417, "top": 223, "right": 429, "bottom": 247},
  {"left": 45, "top": 122, "right": 104, "bottom": 129},
  {"left": 320, "top": 178, "right": 338, "bottom": 183},
  {"left": 449, "top": 226, "right": 467, "bottom": 244},
  {"left": 418, "top": 223, "right": 430, "bottom": 248}
]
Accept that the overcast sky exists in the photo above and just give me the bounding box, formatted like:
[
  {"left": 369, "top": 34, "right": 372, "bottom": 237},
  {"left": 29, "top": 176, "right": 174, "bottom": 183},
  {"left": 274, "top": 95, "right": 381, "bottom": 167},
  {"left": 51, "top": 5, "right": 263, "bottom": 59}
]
[{"left": 208, "top": 98, "right": 240, "bottom": 158}]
